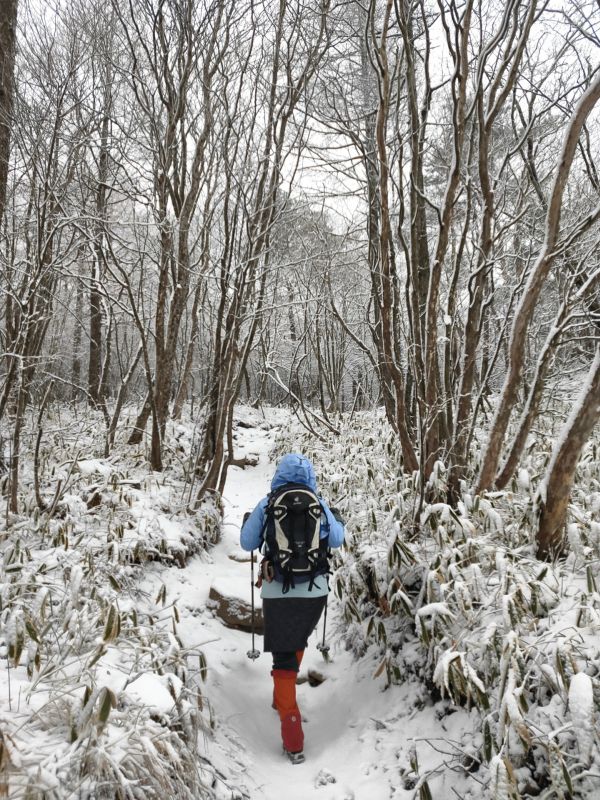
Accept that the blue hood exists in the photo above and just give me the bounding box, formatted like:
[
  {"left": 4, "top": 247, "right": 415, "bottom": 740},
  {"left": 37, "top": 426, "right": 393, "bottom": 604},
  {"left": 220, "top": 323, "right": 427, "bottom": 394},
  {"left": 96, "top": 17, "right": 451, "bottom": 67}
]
[{"left": 271, "top": 453, "right": 317, "bottom": 492}]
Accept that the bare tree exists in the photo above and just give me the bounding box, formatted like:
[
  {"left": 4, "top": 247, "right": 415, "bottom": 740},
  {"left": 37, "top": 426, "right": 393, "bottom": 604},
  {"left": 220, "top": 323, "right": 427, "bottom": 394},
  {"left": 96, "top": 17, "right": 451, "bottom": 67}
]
[
  {"left": 113, "top": 0, "right": 228, "bottom": 471},
  {"left": 477, "top": 71, "right": 600, "bottom": 491},
  {"left": 2, "top": 0, "right": 599, "bottom": 542},
  {"left": 192, "top": 0, "right": 334, "bottom": 500},
  {"left": 2, "top": 8, "right": 89, "bottom": 508},
  {"left": 309, "top": 0, "right": 600, "bottom": 507}
]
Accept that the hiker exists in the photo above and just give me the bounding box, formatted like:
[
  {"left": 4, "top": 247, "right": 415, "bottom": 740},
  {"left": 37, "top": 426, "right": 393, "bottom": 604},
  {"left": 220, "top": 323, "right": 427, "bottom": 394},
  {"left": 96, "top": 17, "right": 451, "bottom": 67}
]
[{"left": 240, "top": 452, "right": 345, "bottom": 763}]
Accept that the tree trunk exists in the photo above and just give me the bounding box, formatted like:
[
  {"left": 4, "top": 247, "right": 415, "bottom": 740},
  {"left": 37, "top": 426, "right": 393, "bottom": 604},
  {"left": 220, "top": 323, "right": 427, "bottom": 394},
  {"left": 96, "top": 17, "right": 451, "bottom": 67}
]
[
  {"left": 106, "top": 342, "right": 143, "bottom": 454},
  {"left": 88, "top": 105, "right": 111, "bottom": 405},
  {"left": 536, "top": 349, "right": 600, "bottom": 559},
  {"left": 71, "top": 257, "right": 84, "bottom": 401},
  {"left": 128, "top": 393, "right": 152, "bottom": 444},
  {"left": 396, "top": 0, "right": 430, "bottom": 370},
  {"left": 8, "top": 364, "right": 27, "bottom": 513},
  {"left": 0, "top": 0, "right": 18, "bottom": 223},
  {"left": 88, "top": 259, "right": 103, "bottom": 404},
  {"left": 173, "top": 273, "right": 205, "bottom": 419},
  {"left": 421, "top": 0, "right": 472, "bottom": 474},
  {"left": 371, "top": 0, "right": 418, "bottom": 473}
]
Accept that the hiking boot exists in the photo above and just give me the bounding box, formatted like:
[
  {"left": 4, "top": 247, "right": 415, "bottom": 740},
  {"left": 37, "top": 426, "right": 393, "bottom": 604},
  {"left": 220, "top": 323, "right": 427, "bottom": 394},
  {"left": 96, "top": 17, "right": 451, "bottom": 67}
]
[{"left": 284, "top": 747, "right": 305, "bottom": 765}]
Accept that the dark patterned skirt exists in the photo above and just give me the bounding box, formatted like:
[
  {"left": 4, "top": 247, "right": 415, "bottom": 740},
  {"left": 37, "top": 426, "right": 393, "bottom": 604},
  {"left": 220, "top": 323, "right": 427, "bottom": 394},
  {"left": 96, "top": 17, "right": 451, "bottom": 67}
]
[{"left": 262, "top": 595, "right": 327, "bottom": 652}]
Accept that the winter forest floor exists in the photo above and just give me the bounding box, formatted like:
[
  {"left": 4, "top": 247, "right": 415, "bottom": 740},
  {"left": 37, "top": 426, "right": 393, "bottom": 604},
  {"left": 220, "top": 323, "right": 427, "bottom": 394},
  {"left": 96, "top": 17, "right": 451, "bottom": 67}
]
[
  {"left": 2, "top": 404, "right": 600, "bottom": 799},
  {"left": 174, "top": 409, "right": 473, "bottom": 800}
]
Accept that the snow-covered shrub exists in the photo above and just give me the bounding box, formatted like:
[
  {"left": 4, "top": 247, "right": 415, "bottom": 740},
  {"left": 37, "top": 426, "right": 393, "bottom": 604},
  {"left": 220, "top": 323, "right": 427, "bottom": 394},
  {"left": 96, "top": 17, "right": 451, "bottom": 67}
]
[
  {"left": 273, "top": 409, "right": 600, "bottom": 798},
  {"left": 0, "top": 407, "right": 231, "bottom": 799}
]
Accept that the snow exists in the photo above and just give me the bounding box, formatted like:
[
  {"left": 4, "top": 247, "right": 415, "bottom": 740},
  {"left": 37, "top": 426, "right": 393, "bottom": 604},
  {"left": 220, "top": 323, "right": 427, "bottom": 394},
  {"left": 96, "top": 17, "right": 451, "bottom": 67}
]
[
  {"left": 517, "top": 469, "right": 530, "bottom": 491},
  {"left": 416, "top": 602, "right": 454, "bottom": 619},
  {"left": 76, "top": 458, "right": 114, "bottom": 477},
  {"left": 568, "top": 672, "right": 594, "bottom": 766},
  {"left": 3, "top": 403, "right": 600, "bottom": 797},
  {"left": 211, "top": 575, "right": 262, "bottom": 608},
  {"left": 124, "top": 673, "right": 184, "bottom": 714},
  {"left": 159, "top": 412, "right": 476, "bottom": 799}
]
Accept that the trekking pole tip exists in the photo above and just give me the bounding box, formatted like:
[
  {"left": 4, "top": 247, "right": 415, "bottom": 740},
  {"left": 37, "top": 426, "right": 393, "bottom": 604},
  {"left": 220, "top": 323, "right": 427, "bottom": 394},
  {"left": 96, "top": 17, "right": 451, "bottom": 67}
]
[{"left": 246, "top": 649, "right": 261, "bottom": 660}]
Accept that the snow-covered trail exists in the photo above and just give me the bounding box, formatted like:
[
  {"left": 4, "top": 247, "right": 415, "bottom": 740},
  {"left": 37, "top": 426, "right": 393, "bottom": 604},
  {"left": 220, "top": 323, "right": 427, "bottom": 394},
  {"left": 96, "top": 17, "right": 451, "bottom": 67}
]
[{"left": 158, "top": 412, "right": 443, "bottom": 800}]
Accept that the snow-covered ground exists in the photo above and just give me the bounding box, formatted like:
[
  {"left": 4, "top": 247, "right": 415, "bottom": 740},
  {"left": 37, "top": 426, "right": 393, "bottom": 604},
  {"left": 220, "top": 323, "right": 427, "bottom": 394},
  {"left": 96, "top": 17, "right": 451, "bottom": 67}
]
[
  {"left": 160, "top": 410, "right": 475, "bottom": 800},
  {"left": 3, "top": 403, "right": 599, "bottom": 798}
]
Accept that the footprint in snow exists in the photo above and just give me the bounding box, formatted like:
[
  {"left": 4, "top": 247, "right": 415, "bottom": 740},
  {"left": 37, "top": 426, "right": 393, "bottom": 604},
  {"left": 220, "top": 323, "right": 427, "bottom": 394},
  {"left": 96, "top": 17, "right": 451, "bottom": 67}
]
[{"left": 315, "top": 768, "right": 336, "bottom": 787}]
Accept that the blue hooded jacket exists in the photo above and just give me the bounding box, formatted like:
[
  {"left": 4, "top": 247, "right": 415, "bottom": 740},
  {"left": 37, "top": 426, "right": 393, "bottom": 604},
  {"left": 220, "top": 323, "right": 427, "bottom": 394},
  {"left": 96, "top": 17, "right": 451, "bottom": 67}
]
[
  {"left": 270, "top": 453, "right": 317, "bottom": 493},
  {"left": 240, "top": 453, "right": 345, "bottom": 552}
]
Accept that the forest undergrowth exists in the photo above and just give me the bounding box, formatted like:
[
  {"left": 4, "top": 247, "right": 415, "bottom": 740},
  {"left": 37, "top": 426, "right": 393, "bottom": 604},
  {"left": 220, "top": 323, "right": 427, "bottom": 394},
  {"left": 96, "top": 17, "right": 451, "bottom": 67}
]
[
  {"left": 273, "top": 408, "right": 600, "bottom": 799},
  {"left": 0, "top": 405, "right": 227, "bottom": 799},
  {"left": 2, "top": 401, "right": 600, "bottom": 799}
]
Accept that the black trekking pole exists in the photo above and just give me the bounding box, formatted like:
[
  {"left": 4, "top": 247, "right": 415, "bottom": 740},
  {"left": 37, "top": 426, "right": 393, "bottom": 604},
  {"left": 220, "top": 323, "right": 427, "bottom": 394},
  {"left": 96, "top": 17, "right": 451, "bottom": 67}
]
[
  {"left": 316, "top": 597, "right": 330, "bottom": 660},
  {"left": 247, "top": 548, "right": 260, "bottom": 660}
]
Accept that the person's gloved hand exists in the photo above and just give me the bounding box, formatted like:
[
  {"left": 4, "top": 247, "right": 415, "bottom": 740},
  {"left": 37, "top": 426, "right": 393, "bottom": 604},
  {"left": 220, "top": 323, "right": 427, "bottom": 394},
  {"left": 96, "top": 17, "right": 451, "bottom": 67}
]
[
  {"left": 329, "top": 507, "right": 345, "bottom": 525},
  {"left": 242, "top": 511, "right": 251, "bottom": 525}
]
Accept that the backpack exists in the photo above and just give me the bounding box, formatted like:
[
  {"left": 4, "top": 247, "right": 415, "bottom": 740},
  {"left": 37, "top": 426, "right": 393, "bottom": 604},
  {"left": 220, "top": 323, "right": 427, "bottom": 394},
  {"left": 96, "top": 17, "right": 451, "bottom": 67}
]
[{"left": 263, "top": 483, "right": 330, "bottom": 593}]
